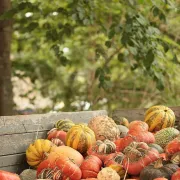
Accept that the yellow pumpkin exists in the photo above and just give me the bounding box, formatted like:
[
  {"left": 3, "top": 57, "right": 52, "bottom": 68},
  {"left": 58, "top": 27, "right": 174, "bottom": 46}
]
[
  {"left": 26, "top": 139, "right": 55, "bottom": 168},
  {"left": 144, "top": 105, "right": 175, "bottom": 132},
  {"left": 66, "top": 123, "right": 96, "bottom": 154}
]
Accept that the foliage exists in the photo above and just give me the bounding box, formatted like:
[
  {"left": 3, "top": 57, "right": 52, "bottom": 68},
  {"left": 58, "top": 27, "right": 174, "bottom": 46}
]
[{"left": 2, "top": 0, "right": 180, "bottom": 112}]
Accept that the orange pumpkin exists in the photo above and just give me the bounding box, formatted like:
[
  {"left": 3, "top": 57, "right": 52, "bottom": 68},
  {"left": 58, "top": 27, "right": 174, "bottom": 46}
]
[
  {"left": 129, "top": 121, "right": 149, "bottom": 131},
  {"left": 50, "top": 146, "right": 84, "bottom": 166},
  {"left": 171, "top": 168, "right": 180, "bottom": 180},
  {"left": 0, "top": 170, "right": 20, "bottom": 180}
]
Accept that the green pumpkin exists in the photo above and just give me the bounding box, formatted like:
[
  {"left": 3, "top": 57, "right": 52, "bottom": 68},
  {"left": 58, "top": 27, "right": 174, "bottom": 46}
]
[{"left": 55, "top": 119, "right": 75, "bottom": 132}]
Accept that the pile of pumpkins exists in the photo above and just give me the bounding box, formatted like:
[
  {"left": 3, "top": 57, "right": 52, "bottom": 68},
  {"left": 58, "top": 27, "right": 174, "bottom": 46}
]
[{"left": 1, "top": 105, "right": 180, "bottom": 180}]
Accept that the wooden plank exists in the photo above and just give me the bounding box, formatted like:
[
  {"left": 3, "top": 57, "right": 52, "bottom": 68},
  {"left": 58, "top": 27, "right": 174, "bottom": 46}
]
[
  {"left": 0, "top": 131, "right": 47, "bottom": 156},
  {"left": 112, "top": 106, "right": 180, "bottom": 130},
  {"left": 0, "top": 163, "right": 29, "bottom": 174},
  {"left": 0, "top": 153, "right": 26, "bottom": 167},
  {"left": 0, "top": 110, "right": 107, "bottom": 135}
]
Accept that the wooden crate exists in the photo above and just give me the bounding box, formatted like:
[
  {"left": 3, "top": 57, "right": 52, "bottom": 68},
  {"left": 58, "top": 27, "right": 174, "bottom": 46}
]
[
  {"left": 112, "top": 106, "right": 180, "bottom": 130},
  {"left": 0, "top": 110, "right": 107, "bottom": 173}
]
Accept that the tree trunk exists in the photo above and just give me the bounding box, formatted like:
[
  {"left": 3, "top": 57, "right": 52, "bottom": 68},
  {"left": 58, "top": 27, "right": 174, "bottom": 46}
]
[{"left": 0, "top": 0, "right": 13, "bottom": 115}]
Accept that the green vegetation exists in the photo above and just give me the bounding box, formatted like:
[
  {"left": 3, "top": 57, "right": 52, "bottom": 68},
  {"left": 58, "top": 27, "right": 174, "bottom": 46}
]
[{"left": 2, "top": 0, "right": 180, "bottom": 113}]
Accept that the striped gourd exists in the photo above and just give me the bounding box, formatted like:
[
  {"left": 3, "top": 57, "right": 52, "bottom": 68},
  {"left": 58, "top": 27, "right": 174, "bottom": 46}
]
[
  {"left": 66, "top": 123, "right": 96, "bottom": 154},
  {"left": 144, "top": 105, "right": 175, "bottom": 132},
  {"left": 55, "top": 119, "right": 75, "bottom": 132}
]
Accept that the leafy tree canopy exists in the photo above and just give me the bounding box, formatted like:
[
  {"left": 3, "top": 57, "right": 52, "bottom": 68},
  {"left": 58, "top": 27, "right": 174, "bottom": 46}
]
[{"left": 2, "top": 0, "right": 180, "bottom": 112}]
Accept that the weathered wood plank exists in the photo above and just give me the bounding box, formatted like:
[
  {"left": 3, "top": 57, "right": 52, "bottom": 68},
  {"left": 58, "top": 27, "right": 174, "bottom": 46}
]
[
  {"left": 0, "top": 131, "right": 47, "bottom": 156},
  {"left": 112, "top": 106, "right": 180, "bottom": 129},
  {"left": 0, "top": 163, "right": 29, "bottom": 174},
  {"left": 0, "top": 110, "right": 107, "bottom": 135},
  {"left": 0, "top": 153, "right": 26, "bottom": 167}
]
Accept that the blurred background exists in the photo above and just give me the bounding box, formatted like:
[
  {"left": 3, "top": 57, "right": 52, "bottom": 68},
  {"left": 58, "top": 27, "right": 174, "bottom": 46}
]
[{"left": 0, "top": 0, "right": 180, "bottom": 115}]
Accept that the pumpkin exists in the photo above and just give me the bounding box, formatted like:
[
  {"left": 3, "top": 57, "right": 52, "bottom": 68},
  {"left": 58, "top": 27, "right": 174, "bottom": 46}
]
[
  {"left": 87, "top": 140, "right": 116, "bottom": 161},
  {"left": 88, "top": 115, "right": 119, "bottom": 141},
  {"left": 26, "top": 139, "right": 55, "bottom": 168},
  {"left": 80, "top": 155, "right": 102, "bottom": 179},
  {"left": 97, "top": 167, "right": 120, "bottom": 180},
  {"left": 123, "top": 142, "right": 159, "bottom": 175},
  {"left": 129, "top": 121, "right": 149, "bottom": 131},
  {"left": 0, "top": 170, "right": 20, "bottom": 180},
  {"left": 109, "top": 164, "right": 126, "bottom": 179},
  {"left": 55, "top": 119, "right": 75, "bottom": 132},
  {"left": 144, "top": 105, "right": 175, "bottom": 132},
  {"left": 113, "top": 116, "right": 129, "bottom": 128},
  {"left": 50, "top": 146, "right": 84, "bottom": 166},
  {"left": 19, "top": 169, "right": 36, "bottom": 180},
  {"left": 66, "top": 123, "right": 96, "bottom": 154},
  {"left": 155, "top": 127, "right": 179, "bottom": 148},
  {"left": 128, "top": 129, "right": 155, "bottom": 143},
  {"left": 37, "top": 153, "right": 82, "bottom": 180},
  {"left": 139, "top": 158, "right": 179, "bottom": 180},
  {"left": 148, "top": 143, "right": 164, "bottom": 154},
  {"left": 165, "top": 135, "right": 180, "bottom": 163},
  {"left": 103, "top": 152, "right": 124, "bottom": 167},
  {"left": 47, "top": 128, "right": 67, "bottom": 145},
  {"left": 115, "top": 130, "right": 155, "bottom": 152},
  {"left": 118, "top": 125, "right": 129, "bottom": 138},
  {"left": 50, "top": 138, "right": 64, "bottom": 146},
  {"left": 171, "top": 168, "right": 180, "bottom": 180}
]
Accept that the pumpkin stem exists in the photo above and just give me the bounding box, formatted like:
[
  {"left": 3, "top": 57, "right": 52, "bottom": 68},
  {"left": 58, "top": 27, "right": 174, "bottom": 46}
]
[{"left": 154, "top": 158, "right": 163, "bottom": 168}]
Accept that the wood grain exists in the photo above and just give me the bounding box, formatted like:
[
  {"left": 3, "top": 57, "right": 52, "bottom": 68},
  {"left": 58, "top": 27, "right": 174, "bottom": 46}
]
[{"left": 0, "top": 110, "right": 107, "bottom": 135}]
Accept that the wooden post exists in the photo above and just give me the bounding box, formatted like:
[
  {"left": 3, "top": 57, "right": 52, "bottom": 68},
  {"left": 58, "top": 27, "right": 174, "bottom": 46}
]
[{"left": 0, "top": 0, "right": 13, "bottom": 115}]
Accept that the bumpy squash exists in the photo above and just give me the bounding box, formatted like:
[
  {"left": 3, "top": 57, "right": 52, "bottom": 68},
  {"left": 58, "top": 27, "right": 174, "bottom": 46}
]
[
  {"left": 26, "top": 139, "right": 55, "bottom": 168},
  {"left": 144, "top": 105, "right": 175, "bottom": 132},
  {"left": 155, "top": 127, "right": 179, "bottom": 148},
  {"left": 66, "top": 123, "right": 96, "bottom": 154},
  {"left": 55, "top": 119, "right": 75, "bottom": 132},
  {"left": 97, "top": 167, "right": 120, "bottom": 180},
  {"left": 88, "top": 115, "right": 119, "bottom": 141}
]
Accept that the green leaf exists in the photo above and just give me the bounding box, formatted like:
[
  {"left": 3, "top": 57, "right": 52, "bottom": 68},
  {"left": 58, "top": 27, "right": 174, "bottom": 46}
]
[
  {"left": 27, "top": 22, "right": 38, "bottom": 31},
  {"left": 172, "top": 55, "right": 179, "bottom": 64},
  {"left": 136, "top": 14, "right": 147, "bottom": 26},
  {"left": 152, "top": 6, "right": 159, "bottom": 17},
  {"left": 18, "top": 2, "right": 33, "bottom": 10},
  {"left": 162, "top": 42, "right": 169, "bottom": 53},
  {"left": 95, "top": 68, "right": 102, "bottom": 78},
  {"left": 108, "top": 29, "right": 115, "bottom": 39},
  {"left": 83, "top": 19, "right": 90, "bottom": 25},
  {"left": 129, "top": 46, "right": 137, "bottom": 55},
  {"left": 105, "top": 41, "right": 111, "bottom": 48},
  {"left": 0, "top": 9, "right": 17, "bottom": 20},
  {"left": 144, "top": 50, "right": 154, "bottom": 69},
  {"left": 60, "top": 56, "right": 69, "bottom": 66}
]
